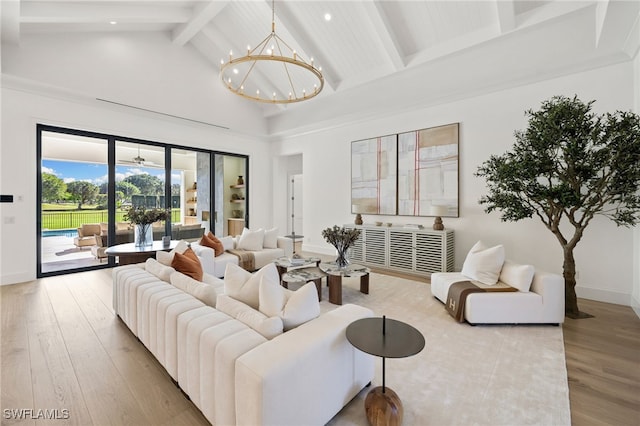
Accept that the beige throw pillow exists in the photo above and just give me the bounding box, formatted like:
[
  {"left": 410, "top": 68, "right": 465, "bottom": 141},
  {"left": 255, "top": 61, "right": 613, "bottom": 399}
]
[
  {"left": 279, "top": 282, "right": 320, "bottom": 331},
  {"left": 156, "top": 240, "right": 189, "bottom": 266},
  {"left": 461, "top": 240, "right": 505, "bottom": 285},
  {"left": 263, "top": 227, "right": 279, "bottom": 249},
  {"left": 224, "top": 262, "right": 279, "bottom": 310},
  {"left": 237, "top": 228, "right": 264, "bottom": 251}
]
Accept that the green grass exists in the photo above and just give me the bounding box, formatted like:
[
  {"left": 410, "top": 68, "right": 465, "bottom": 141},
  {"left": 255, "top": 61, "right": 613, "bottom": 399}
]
[
  {"left": 42, "top": 203, "right": 98, "bottom": 211},
  {"left": 41, "top": 209, "right": 181, "bottom": 230}
]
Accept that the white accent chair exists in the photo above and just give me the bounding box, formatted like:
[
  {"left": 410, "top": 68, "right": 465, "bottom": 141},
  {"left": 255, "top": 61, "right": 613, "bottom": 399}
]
[{"left": 431, "top": 267, "right": 565, "bottom": 325}]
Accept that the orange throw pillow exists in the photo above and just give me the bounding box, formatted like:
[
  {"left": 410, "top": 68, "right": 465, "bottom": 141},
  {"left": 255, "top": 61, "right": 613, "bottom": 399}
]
[
  {"left": 200, "top": 232, "right": 224, "bottom": 257},
  {"left": 171, "top": 247, "right": 203, "bottom": 281}
]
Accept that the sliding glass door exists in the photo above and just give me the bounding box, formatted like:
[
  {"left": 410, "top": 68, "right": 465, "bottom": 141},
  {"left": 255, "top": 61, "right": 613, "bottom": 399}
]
[
  {"left": 38, "top": 125, "right": 250, "bottom": 277},
  {"left": 39, "top": 128, "right": 111, "bottom": 274}
]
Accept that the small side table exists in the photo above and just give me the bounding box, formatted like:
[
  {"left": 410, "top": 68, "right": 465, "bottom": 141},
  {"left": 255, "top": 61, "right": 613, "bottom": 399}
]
[
  {"left": 319, "top": 262, "right": 370, "bottom": 305},
  {"left": 346, "top": 316, "right": 425, "bottom": 426}
]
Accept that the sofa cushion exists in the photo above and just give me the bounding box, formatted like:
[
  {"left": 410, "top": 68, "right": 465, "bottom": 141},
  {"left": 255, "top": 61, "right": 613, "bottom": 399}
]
[
  {"left": 171, "top": 247, "right": 203, "bottom": 281},
  {"left": 169, "top": 271, "right": 219, "bottom": 307},
  {"left": 145, "top": 258, "right": 176, "bottom": 282},
  {"left": 237, "top": 228, "right": 264, "bottom": 251},
  {"left": 263, "top": 227, "right": 278, "bottom": 249},
  {"left": 280, "top": 282, "right": 321, "bottom": 331},
  {"left": 461, "top": 240, "right": 505, "bottom": 285},
  {"left": 224, "top": 263, "right": 279, "bottom": 310},
  {"left": 200, "top": 232, "right": 224, "bottom": 257},
  {"left": 220, "top": 236, "right": 235, "bottom": 251},
  {"left": 499, "top": 260, "right": 535, "bottom": 292},
  {"left": 258, "top": 269, "right": 285, "bottom": 318},
  {"left": 156, "top": 240, "right": 190, "bottom": 266},
  {"left": 216, "top": 295, "right": 283, "bottom": 340}
]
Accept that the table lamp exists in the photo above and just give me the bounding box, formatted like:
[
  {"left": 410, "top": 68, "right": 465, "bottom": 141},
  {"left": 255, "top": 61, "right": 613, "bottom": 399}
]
[
  {"left": 352, "top": 204, "right": 364, "bottom": 225},
  {"left": 430, "top": 205, "right": 448, "bottom": 230}
]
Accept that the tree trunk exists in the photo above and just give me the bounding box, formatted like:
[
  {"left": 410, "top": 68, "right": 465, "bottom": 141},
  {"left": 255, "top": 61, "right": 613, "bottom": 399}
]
[
  {"left": 562, "top": 247, "right": 579, "bottom": 317},
  {"left": 562, "top": 246, "right": 593, "bottom": 319}
]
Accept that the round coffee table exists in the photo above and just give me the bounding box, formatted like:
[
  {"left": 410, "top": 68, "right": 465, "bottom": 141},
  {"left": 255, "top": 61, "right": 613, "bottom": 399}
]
[
  {"left": 281, "top": 267, "right": 326, "bottom": 301},
  {"left": 346, "top": 316, "right": 425, "bottom": 426},
  {"left": 319, "top": 262, "right": 370, "bottom": 305},
  {"left": 104, "top": 240, "right": 179, "bottom": 265},
  {"left": 274, "top": 256, "right": 321, "bottom": 279}
]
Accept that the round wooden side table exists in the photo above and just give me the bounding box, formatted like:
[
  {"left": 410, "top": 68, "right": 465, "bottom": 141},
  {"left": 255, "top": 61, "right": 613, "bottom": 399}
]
[{"left": 346, "top": 316, "right": 425, "bottom": 426}]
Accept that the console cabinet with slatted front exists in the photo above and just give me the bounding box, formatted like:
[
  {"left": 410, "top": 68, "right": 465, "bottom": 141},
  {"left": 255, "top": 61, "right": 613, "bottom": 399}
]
[{"left": 346, "top": 225, "right": 454, "bottom": 277}]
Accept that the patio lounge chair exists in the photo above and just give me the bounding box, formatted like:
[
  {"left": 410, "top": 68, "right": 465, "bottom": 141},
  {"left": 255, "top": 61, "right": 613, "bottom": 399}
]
[{"left": 74, "top": 223, "right": 101, "bottom": 248}]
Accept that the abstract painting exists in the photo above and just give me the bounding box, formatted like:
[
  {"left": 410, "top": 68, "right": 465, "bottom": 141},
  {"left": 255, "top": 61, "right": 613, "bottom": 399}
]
[{"left": 351, "top": 135, "right": 397, "bottom": 215}]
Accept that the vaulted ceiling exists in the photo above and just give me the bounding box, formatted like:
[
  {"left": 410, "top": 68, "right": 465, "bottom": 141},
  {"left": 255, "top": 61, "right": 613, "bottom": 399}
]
[{"left": 2, "top": 1, "right": 639, "bottom": 137}]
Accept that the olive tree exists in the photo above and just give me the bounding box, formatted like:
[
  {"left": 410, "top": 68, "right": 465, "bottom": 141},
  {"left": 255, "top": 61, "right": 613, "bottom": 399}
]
[{"left": 476, "top": 96, "right": 640, "bottom": 318}]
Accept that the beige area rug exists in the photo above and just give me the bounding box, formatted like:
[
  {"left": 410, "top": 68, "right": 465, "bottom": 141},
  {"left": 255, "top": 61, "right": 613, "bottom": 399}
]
[{"left": 309, "top": 272, "right": 571, "bottom": 426}]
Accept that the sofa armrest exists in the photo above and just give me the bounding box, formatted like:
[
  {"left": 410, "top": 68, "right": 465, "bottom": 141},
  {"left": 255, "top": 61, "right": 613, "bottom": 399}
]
[
  {"left": 530, "top": 270, "right": 565, "bottom": 323},
  {"left": 276, "top": 236, "right": 294, "bottom": 258},
  {"left": 235, "top": 304, "right": 375, "bottom": 426},
  {"left": 190, "top": 243, "right": 216, "bottom": 276}
]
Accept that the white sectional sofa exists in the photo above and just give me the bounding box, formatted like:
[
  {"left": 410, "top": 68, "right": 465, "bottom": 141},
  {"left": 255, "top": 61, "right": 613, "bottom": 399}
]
[
  {"left": 431, "top": 267, "right": 565, "bottom": 325},
  {"left": 192, "top": 235, "right": 293, "bottom": 278},
  {"left": 112, "top": 262, "right": 374, "bottom": 426}
]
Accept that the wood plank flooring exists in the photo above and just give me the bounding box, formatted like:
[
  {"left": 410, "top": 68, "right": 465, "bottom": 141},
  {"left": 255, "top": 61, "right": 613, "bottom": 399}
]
[{"left": 1, "top": 269, "right": 639, "bottom": 425}]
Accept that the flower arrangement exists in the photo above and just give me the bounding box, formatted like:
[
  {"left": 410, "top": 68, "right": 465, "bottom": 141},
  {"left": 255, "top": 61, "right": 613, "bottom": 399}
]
[
  {"left": 124, "top": 206, "right": 170, "bottom": 246},
  {"left": 124, "top": 206, "right": 170, "bottom": 225},
  {"left": 321, "top": 225, "right": 361, "bottom": 267}
]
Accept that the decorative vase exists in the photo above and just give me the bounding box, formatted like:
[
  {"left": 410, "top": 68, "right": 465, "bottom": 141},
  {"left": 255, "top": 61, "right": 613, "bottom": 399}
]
[
  {"left": 335, "top": 246, "right": 350, "bottom": 268},
  {"left": 237, "top": 176, "right": 244, "bottom": 185},
  {"left": 135, "top": 223, "right": 153, "bottom": 247}
]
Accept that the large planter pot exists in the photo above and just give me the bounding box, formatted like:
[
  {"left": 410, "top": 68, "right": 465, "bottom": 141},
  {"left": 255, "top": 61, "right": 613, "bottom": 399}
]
[{"left": 135, "top": 224, "right": 153, "bottom": 247}]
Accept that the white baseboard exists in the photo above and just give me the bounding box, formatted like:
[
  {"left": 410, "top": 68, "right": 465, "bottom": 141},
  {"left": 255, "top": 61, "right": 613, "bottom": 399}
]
[
  {"left": 575, "top": 286, "right": 631, "bottom": 306},
  {"left": 1, "top": 272, "right": 33, "bottom": 286},
  {"left": 300, "top": 244, "right": 335, "bottom": 257},
  {"left": 632, "top": 295, "right": 640, "bottom": 319}
]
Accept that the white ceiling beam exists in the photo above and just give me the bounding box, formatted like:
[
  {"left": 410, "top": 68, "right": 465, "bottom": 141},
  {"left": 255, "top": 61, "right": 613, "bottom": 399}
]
[
  {"left": 594, "top": 0, "right": 640, "bottom": 54},
  {"left": 495, "top": 0, "right": 516, "bottom": 33},
  {"left": 267, "top": 1, "right": 339, "bottom": 91},
  {"left": 20, "top": 2, "right": 191, "bottom": 24},
  {"left": 515, "top": 1, "right": 593, "bottom": 29},
  {"left": 172, "top": 1, "right": 228, "bottom": 47},
  {"left": 595, "top": 0, "right": 610, "bottom": 47},
  {"left": 362, "top": 1, "right": 405, "bottom": 71},
  {"left": 622, "top": 10, "right": 640, "bottom": 58},
  {"left": 1, "top": 0, "right": 20, "bottom": 44}
]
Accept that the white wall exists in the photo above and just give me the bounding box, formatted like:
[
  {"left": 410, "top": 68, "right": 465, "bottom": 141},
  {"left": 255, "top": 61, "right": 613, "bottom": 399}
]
[
  {"left": 0, "top": 85, "right": 270, "bottom": 285},
  {"left": 2, "top": 32, "right": 268, "bottom": 136},
  {"left": 272, "top": 61, "right": 637, "bottom": 306}
]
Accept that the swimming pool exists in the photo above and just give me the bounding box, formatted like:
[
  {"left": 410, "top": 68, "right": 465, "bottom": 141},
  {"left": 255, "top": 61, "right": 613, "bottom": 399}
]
[{"left": 42, "top": 229, "right": 77, "bottom": 238}]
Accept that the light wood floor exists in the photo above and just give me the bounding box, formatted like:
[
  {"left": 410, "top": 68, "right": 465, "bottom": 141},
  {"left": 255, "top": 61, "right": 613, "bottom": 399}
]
[{"left": 1, "top": 269, "right": 639, "bottom": 425}]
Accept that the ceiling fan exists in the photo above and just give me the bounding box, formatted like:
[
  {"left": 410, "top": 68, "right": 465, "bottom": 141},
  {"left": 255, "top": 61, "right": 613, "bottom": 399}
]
[{"left": 119, "top": 145, "right": 161, "bottom": 168}]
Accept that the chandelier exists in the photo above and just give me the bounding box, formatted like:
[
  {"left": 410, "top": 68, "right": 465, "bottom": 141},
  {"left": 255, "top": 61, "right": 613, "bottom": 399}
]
[{"left": 220, "top": 1, "right": 324, "bottom": 104}]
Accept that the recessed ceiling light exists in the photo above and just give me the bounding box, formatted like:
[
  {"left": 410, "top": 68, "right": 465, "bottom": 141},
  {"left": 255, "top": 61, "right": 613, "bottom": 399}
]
[
  {"left": 324, "top": 13, "right": 331, "bottom": 21},
  {"left": 109, "top": 21, "right": 117, "bottom": 25}
]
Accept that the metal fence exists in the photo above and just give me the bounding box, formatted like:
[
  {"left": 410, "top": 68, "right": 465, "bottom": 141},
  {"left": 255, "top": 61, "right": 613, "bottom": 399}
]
[{"left": 41, "top": 209, "right": 181, "bottom": 230}]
